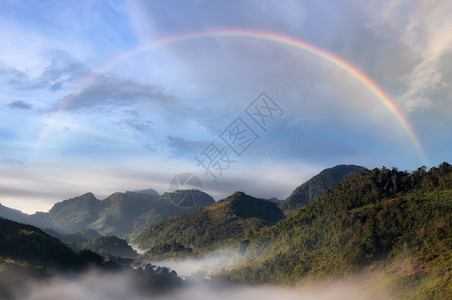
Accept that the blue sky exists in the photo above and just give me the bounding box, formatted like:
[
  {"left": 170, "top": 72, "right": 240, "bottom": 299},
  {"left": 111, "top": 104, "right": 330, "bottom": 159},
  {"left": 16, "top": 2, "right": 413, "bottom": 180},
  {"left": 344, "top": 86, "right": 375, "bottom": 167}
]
[{"left": 1, "top": 0, "right": 451, "bottom": 213}]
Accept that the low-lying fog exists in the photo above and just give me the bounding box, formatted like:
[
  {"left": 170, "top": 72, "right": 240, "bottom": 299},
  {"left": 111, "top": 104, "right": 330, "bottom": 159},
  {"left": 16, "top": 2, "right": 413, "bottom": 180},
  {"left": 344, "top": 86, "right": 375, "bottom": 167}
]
[
  {"left": 20, "top": 271, "right": 394, "bottom": 300},
  {"left": 14, "top": 254, "right": 395, "bottom": 300}
]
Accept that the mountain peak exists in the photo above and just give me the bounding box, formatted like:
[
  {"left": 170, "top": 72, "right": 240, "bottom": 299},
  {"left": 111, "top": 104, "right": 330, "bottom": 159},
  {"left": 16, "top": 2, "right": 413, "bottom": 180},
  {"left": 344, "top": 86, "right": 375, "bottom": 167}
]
[
  {"left": 230, "top": 191, "right": 248, "bottom": 199},
  {"left": 134, "top": 191, "right": 285, "bottom": 255},
  {"left": 129, "top": 188, "right": 160, "bottom": 198},
  {"left": 280, "top": 164, "right": 365, "bottom": 215}
]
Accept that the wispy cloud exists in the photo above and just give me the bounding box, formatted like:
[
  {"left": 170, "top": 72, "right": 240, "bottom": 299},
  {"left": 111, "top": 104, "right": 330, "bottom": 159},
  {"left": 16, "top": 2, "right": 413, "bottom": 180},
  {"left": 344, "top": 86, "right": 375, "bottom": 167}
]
[
  {"left": 60, "top": 73, "right": 178, "bottom": 111},
  {"left": 7, "top": 100, "right": 33, "bottom": 110}
]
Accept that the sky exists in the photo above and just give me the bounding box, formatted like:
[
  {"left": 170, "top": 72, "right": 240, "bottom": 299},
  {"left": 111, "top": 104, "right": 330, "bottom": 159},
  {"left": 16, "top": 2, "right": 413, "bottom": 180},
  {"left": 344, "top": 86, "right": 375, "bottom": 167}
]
[{"left": 0, "top": 0, "right": 451, "bottom": 213}]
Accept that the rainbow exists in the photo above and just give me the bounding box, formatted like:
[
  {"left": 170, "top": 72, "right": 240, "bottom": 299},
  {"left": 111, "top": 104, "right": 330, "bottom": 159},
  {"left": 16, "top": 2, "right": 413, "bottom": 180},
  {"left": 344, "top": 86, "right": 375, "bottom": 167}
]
[{"left": 35, "top": 29, "right": 428, "bottom": 163}]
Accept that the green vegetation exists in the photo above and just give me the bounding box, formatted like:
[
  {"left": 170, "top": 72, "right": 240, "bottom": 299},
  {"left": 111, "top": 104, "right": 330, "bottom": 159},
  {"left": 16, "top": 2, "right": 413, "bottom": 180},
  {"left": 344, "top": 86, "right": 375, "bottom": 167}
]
[
  {"left": 0, "top": 189, "right": 215, "bottom": 239},
  {"left": 279, "top": 164, "right": 365, "bottom": 215},
  {"left": 142, "top": 242, "right": 194, "bottom": 260},
  {"left": 0, "top": 218, "right": 184, "bottom": 298},
  {"left": 222, "top": 163, "right": 451, "bottom": 299},
  {"left": 0, "top": 217, "right": 82, "bottom": 270},
  {"left": 83, "top": 235, "right": 138, "bottom": 258},
  {"left": 135, "top": 192, "right": 285, "bottom": 259},
  {"left": 0, "top": 217, "right": 110, "bottom": 273},
  {"left": 1, "top": 163, "right": 450, "bottom": 299}
]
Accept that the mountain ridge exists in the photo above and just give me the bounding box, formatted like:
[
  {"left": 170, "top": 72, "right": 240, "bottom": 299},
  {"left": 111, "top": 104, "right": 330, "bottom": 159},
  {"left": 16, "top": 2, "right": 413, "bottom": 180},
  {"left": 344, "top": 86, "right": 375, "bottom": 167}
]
[
  {"left": 0, "top": 189, "right": 215, "bottom": 239},
  {"left": 134, "top": 191, "right": 285, "bottom": 259}
]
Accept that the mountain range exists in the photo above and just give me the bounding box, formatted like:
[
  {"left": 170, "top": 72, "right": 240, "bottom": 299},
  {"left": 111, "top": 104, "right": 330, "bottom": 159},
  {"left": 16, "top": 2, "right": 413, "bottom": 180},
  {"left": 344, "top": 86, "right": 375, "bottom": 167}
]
[
  {"left": 0, "top": 163, "right": 450, "bottom": 299},
  {"left": 0, "top": 189, "right": 215, "bottom": 239},
  {"left": 0, "top": 165, "right": 363, "bottom": 239}
]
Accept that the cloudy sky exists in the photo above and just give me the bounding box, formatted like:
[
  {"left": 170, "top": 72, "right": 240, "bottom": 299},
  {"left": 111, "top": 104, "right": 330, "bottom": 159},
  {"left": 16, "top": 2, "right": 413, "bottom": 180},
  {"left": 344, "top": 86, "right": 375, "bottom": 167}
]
[{"left": 1, "top": 0, "right": 451, "bottom": 213}]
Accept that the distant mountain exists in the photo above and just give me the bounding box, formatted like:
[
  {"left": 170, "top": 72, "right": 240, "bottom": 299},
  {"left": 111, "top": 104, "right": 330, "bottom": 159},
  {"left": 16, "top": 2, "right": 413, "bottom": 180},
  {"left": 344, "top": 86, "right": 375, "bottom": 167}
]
[
  {"left": 0, "top": 203, "right": 30, "bottom": 224},
  {"left": 224, "top": 163, "right": 452, "bottom": 299},
  {"left": 134, "top": 191, "right": 285, "bottom": 259},
  {"left": 267, "top": 197, "right": 283, "bottom": 204},
  {"left": 131, "top": 188, "right": 160, "bottom": 197},
  {"left": 0, "top": 189, "right": 215, "bottom": 239},
  {"left": 280, "top": 164, "right": 365, "bottom": 215},
  {"left": 92, "top": 191, "right": 159, "bottom": 236},
  {"left": 127, "top": 190, "right": 215, "bottom": 237},
  {"left": 46, "top": 192, "right": 101, "bottom": 232}
]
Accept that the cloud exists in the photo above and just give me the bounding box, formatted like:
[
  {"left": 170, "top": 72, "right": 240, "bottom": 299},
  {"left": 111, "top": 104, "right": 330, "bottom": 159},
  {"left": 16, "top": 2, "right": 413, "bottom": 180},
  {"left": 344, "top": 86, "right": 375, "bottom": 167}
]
[
  {"left": 0, "top": 67, "right": 31, "bottom": 88},
  {"left": 0, "top": 51, "right": 88, "bottom": 92},
  {"left": 167, "top": 136, "right": 206, "bottom": 158},
  {"left": 59, "top": 72, "right": 178, "bottom": 111},
  {"left": 7, "top": 100, "right": 33, "bottom": 110},
  {"left": 1, "top": 0, "right": 451, "bottom": 215},
  {"left": 361, "top": 0, "right": 452, "bottom": 113},
  {"left": 14, "top": 265, "right": 396, "bottom": 300},
  {"left": 32, "top": 51, "right": 90, "bottom": 91},
  {"left": 0, "top": 159, "right": 173, "bottom": 213}
]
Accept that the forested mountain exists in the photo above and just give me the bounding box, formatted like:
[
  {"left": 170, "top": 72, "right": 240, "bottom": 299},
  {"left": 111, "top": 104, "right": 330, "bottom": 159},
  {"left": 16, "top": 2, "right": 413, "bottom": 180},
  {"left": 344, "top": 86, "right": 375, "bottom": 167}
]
[
  {"left": 279, "top": 164, "right": 365, "bottom": 215},
  {"left": 0, "top": 217, "right": 102, "bottom": 299},
  {"left": 83, "top": 235, "right": 138, "bottom": 258},
  {"left": 1, "top": 163, "right": 450, "bottom": 299},
  {"left": 0, "top": 217, "right": 182, "bottom": 299},
  {"left": 0, "top": 189, "right": 214, "bottom": 239},
  {"left": 134, "top": 192, "right": 285, "bottom": 259},
  {"left": 222, "top": 163, "right": 451, "bottom": 299},
  {"left": 0, "top": 217, "right": 106, "bottom": 271}
]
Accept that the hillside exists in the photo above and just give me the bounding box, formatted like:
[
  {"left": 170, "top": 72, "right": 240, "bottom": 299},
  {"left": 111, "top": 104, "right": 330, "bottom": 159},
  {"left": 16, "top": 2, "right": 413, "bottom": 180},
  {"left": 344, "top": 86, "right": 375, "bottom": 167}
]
[
  {"left": 134, "top": 192, "right": 285, "bottom": 259},
  {"left": 0, "top": 189, "right": 215, "bottom": 239},
  {"left": 0, "top": 218, "right": 183, "bottom": 298},
  {"left": 91, "top": 191, "right": 160, "bottom": 236},
  {"left": 223, "top": 163, "right": 452, "bottom": 299},
  {"left": 129, "top": 190, "right": 215, "bottom": 237},
  {"left": 83, "top": 235, "right": 138, "bottom": 258},
  {"left": 279, "top": 164, "right": 365, "bottom": 215},
  {"left": 0, "top": 217, "right": 105, "bottom": 271},
  {"left": 45, "top": 192, "right": 102, "bottom": 232},
  {"left": 42, "top": 228, "right": 137, "bottom": 259}
]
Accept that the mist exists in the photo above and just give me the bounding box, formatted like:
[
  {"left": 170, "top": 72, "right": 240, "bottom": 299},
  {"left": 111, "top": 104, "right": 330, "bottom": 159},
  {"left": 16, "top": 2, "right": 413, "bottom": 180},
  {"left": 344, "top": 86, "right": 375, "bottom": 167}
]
[
  {"left": 14, "top": 268, "right": 395, "bottom": 300},
  {"left": 6, "top": 248, "right": 397, "bottom": 300}
]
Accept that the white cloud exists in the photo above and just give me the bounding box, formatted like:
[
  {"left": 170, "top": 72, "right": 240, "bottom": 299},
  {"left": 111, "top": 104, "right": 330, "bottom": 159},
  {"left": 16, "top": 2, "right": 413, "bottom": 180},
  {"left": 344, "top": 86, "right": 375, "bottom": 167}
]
[{"left": 390, "top": 0, "right": 452, "bottom": 112}]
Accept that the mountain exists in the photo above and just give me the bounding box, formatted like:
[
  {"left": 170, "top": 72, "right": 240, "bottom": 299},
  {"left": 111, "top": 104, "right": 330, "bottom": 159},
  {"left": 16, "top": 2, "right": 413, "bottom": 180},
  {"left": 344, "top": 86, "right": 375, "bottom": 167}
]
[
  {"left": 132, "top": 188, "right": 160, "bottom": 197},
  {"left": 223, "top": 163, "right": 452, "bottom": 299},
  {"left": 91, "top": 191, "right": 159, "bottom": 236},
  {"left": 0, "top": 189, "right": 215, "bottom": 239},
  {"left": 127, "top": 190, "right": 215, "bottom": 237},
  {"left": 42, "top": 228, "right": 93, "bottom": 251},
  {"left": 0, "top": 203, "right": 30, "bottom": 224},
  {"left": 134, "top": 192, "right": 285, "bottom": 259},
  {"left": 0, "top": 217, "right": 104, "bottom": 271},
  {"left": 0, "top": 217, "right": 182, "bottom": 298},
  {"left": 279, "top": 164, "right": 365, "bottom": 215},
  {"left": 0, "top": 217, "right": 101, "bottom": 299},
  {"left": 45, "top": 192, "right": 101, "bottom": 232},
  {"left": 82, "top": 235, "right": 138, "bottom": 258},
  {"left": 42, "top": 227, "right": 138, "bottom": 258}
]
